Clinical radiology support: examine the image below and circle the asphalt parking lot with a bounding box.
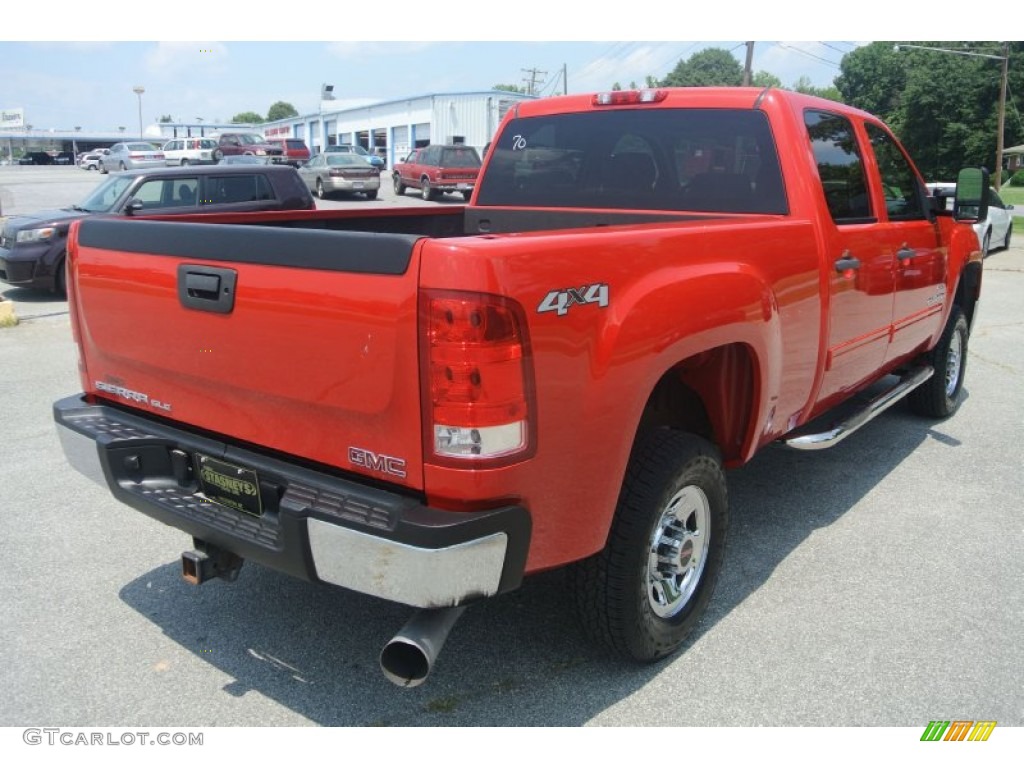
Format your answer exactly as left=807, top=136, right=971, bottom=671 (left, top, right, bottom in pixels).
left=1, top=166, right=1022, bottom=728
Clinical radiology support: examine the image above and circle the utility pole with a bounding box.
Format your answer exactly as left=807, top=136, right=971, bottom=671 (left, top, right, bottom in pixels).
left=742, top=41, right=755, bottom=87
left=521, top=67, right=547, bottom=97
left=563, top=63, right=568, bottom=96
left=996, top=42, right=1008, bottom=191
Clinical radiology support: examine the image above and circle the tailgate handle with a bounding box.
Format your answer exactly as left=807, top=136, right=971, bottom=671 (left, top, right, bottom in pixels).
left=178, top=265, right=237, bottom=314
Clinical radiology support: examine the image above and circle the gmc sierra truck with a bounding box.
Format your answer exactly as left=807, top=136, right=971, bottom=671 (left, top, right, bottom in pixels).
left=53, top=88, right=987, bottom=686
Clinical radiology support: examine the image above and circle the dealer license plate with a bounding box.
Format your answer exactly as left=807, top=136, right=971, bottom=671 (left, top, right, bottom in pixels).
left=196, top=454, right=263, bottom=517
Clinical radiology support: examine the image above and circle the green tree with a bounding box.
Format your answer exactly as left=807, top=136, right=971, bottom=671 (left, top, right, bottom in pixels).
left=158, top=114, right=173, bottom=123
left=753, top=71, right=782, bottom=88
left=662, top=48, right=744, bottom=87
left=493, top=83, right=526, bottom=94
left=231, top=111, right=264, bottom=124
left=792, top=76, right=843, bottom=102
left=266, top=101, right=299, bottom=122
left=837, top=41, right=1023, bottom=180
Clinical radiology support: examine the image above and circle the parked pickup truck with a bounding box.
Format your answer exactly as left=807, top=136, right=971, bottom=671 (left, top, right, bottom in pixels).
left=54, top=88, right=987, bottom=686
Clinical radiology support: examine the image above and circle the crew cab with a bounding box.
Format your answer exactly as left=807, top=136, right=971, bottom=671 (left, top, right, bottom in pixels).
left=1, top=165, right=314, bottom=294
left=53, top=88, right=986, bottom=686
left=392, top=144, right=481, bottom=201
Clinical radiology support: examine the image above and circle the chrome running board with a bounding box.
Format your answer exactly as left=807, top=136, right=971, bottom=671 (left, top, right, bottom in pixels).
left=783, top=366, right=934, bottom=451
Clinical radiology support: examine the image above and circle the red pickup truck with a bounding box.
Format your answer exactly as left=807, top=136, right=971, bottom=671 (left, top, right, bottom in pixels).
left=54, top=88, right=987, bottom=687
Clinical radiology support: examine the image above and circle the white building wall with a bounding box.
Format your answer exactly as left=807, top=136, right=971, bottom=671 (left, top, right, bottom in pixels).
left=260, top=91, right=532, bottom=168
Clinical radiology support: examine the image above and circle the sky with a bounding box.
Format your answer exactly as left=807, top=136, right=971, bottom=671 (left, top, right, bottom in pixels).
left=0, top=2, right=984, bottom=134
left=0, top=41, right=857, bottom=133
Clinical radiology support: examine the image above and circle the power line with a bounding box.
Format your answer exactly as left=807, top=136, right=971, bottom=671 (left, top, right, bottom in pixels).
left=777, top=43, right=841, bottom=69
left=819, top=41, right=854, bottom=55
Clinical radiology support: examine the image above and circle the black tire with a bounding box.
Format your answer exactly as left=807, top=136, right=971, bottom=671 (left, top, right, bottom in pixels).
left=908, top=307, right=968, bottom=419
left=364, top=189, right=378, bottom=200
left=393, top=174, right=405, bottom=195
left=569, top=429, right=729, bottom=661
left=212, top=149, right=223, bottom=163
left=118, top=162, right=126, bottom=172
left=54, top=254, right=67, bottom=297
left=180, top=158, right=190, bottom=167
left=99, top=162, right=107, bottom=175
left=316, top=179, right=328, bottom=200
left=1004, top=223, right=1012, bottom=250
left=980, top=229, right=991, bottom=259
left=421, top=179, right=433, bottom=201
left=462, top=190, right=472, bottom=202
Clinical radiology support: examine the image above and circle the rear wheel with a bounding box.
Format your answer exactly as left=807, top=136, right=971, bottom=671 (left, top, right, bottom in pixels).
left=462, top=191, right=472, bottom=202
left=909, top=307, right=968, bottom=419
left=99, top=162, right=107, bottom=174
left=1004, top=223, right=1013, bottom=250
left=420, top=179, right=433, bottom=201
left=180, top=158, right=190, bottom=167
left=569, top=430, right=728, bottom=661
left=393, top=174, right=406, bottom=195
left=980, top=229, right=991, bottom=258
left=212, top=149, right=223, bottom=163
left=118, top=162, right=126, bottom=171
left=364, top=189, right=378, bottom=200
left=316, top=179, right=328, bottom=199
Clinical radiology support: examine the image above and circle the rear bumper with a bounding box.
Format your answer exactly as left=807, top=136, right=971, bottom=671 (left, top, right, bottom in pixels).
left=54, top=394, right=530, bottom=608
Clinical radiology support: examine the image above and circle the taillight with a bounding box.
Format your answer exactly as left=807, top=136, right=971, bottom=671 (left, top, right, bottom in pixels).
left=421, top=290, right=535, bottom=465
left=592, top=89, right=667, bottom=106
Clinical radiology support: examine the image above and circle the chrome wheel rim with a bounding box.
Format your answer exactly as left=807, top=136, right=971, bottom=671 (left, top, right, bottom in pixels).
left=945, top=326, right=964, bottom=398
left=647, top=486, right=710, bottom=618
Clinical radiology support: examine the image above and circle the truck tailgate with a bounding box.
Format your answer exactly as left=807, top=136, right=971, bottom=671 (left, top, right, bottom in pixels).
left=71, top=218, right=425, bottom=490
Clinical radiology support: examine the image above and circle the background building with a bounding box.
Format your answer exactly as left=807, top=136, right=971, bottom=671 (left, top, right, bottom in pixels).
left=262, top=90, right=534, bottom=167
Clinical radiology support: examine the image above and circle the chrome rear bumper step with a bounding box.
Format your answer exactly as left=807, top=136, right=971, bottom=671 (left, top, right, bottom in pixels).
left=783, top=366, right=934, bottom=451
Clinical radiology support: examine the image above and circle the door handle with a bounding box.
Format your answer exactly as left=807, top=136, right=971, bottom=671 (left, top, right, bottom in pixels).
left=834, top=256, right=862, bottom=272
left=896, top=247, right=916, bottom=261
left=178, top=265, right=237, bottom=314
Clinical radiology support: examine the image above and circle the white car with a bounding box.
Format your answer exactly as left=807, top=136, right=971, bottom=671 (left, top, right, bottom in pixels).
left=928, top=182, right=1014, bottom=257
left=161, top=137, right=221, bottom=166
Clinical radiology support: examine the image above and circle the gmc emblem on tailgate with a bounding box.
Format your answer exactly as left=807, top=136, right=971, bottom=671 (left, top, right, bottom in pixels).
left=348, top=447, right=408, bottom=479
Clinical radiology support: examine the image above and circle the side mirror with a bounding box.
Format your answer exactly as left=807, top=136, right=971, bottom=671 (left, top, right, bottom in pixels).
left=124, top=198, right=144, bottom=216
left=954, top=167, right=989, bottom=223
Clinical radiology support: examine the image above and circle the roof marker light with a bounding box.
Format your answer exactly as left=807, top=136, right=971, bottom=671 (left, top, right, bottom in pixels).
left=592, top=89, right=668, bottom=107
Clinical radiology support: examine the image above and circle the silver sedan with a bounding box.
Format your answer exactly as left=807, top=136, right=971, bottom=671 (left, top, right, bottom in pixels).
left=99, top=142, right=166, bottom=174
left=298, top=153, right=380, bottom=200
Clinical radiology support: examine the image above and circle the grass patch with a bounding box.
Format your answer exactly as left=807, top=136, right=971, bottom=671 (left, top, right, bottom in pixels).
left=1000, top=185, right=1024, bottom=228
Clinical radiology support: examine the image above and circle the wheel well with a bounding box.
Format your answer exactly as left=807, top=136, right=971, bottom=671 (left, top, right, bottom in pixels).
left=638, top=343, right=757, bottom=464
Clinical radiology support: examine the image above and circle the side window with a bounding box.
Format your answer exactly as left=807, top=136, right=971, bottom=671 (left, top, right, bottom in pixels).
left=804, top=110, right=872, bottom=223
left=133, top=178, right=197, bottom=209
left=865, top=123, right=925, bottom=221
left=204, top=175, right=272, bottom=205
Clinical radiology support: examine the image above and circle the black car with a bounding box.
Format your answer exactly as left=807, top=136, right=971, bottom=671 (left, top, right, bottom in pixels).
left=0, top=165, right=315, bottom=295
left=17, top=152, right=54, bottom=166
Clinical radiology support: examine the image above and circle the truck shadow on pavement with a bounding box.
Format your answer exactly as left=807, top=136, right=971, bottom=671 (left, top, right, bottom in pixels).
left=116, top=397, right=961, bottom=726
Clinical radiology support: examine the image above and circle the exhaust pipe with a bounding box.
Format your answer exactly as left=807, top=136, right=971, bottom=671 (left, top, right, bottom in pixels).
left=380, top=606, right=467, bottom=687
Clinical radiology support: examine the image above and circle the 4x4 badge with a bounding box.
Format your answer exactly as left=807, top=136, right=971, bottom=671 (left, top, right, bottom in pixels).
left=538, top=284, right=609, bottom=316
